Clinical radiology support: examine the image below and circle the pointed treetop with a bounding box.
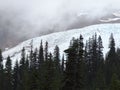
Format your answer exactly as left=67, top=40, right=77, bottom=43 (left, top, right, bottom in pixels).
left=0, top=49, right=3, bottom=62
left=80, top=34, right=83, bottom=40
left=109, top=33, right=115, bottom=49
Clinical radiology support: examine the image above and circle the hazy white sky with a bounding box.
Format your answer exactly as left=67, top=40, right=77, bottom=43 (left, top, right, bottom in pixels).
left=0, top=0, right=120, bottom=35
left=1, top=0, right=120, bottom=49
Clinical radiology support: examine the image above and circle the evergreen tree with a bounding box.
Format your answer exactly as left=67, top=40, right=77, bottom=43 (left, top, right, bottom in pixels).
left=95, top=35, right=106, bottom=90
left=19, top=47, right=26, bottom=90
left=4, top=56, right=12, bottom=90
left=116, top=48, right=120, bottom=78
left=61, top=54, right=65, bottom=73
left=1, top=33, right=120, bottom=90
left=0, top=49, right=3, bottom=63
left=76, top=35, right=85, bottom=90
left=38, top=40, right=44, bottom=68
left=19, top=48, right=30, bottom=90
left=62, top=36, right=85, bottom=90
left=54, top=45, right=60, bottom=70
left=32, top=48, right=38, bottom=69
left=13, top=60, right=20, bottom=90
left=44, top=53, right=55, bottom=90
left=110, top=74, right=120, bottom=90
left=95, top=64, right=106, bottom=90
left=85, top=38, right=93, bottom=89
left=45, top=41, right=48, bottom=61
left=0, top=49, right=4, bottom=90
left=97, top=35, right=104, bottom=68
left=91, top=34, right=98, bottom=79
left=29, top=44, right=34, bottom=69
left=37, top=41, right=46, bottom=90
left=53, top=45, right=61, bottom=90
left=85, top=35, right=98, bottom=89
left=24, top=55, right=31, bottom=90
left=20, top=47, right=25, bottom=67
left=29, top=49, right=39, bottom=90
left=105, top=33, right=119, bottom=85
left=62, top=39, right=78, bottom=90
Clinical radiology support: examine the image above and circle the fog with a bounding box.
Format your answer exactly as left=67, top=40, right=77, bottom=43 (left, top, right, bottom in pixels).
left=0, top=0, right=120, bottom=49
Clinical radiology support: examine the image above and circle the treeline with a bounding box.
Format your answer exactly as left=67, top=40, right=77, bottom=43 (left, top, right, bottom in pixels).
left=0, top=33, right=120, bottom=90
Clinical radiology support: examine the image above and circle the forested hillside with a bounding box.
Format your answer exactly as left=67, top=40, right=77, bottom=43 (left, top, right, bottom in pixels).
left=0, top=33, right=120, bottom=90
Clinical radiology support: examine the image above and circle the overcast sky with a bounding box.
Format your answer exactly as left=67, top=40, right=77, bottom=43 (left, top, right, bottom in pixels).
left=0, top=0, right=120, bottom=49
left=0, top=0, right=120, bottom=34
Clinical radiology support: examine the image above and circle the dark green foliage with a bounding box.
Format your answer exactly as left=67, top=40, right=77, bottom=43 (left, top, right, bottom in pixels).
left=38, top=40, right=44, bottom=67
left=0, top=33, right=120, bottom=90
left=19, top=47, right=27, bottom=90
left=4, top=56, right=12, bottom=90
left=95, top=36, right=106, bottom=90
left=110, top=74, right=120, bottom=90
left=62, top=38, right=79, bottom=90
left=84, top=34, right=105, bottom=89
left=53, top=46, right=61, bottom=90
left=105, top=34, right=119, bottom=86
left=61, top=54, right=65, bottom=73
left=44, top=53, right=55, bottom=90
left=13, top=60, right=20, bottom=90
left=29, top=49, right=39, bottom=90
left=95, top=64, right=106, bottom=90
left=54, top=45, right=60, bottom=71
left=45, top=41, right=48, bottom=61
left=62, top=35, right=85, bottom=90
left=0, top=49, right=4, bottom=90
left=0, top=49, right=2, bottom=62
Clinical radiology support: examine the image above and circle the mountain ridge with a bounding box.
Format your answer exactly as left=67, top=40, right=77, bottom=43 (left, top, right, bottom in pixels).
left=3, top=23, right=120, bottom=65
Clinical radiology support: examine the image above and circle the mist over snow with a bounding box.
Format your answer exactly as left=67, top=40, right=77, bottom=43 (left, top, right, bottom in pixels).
left=0, top=0, right=120, bottom=49
left=3, top=24, right=120, bottom=65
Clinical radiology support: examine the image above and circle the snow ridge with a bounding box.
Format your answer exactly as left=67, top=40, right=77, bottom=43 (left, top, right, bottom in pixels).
left=3, top=23, right=120, bottom=64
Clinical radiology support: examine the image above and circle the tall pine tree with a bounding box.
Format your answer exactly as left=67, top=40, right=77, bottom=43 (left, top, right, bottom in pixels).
left=4, top=56, right=12, bottom=90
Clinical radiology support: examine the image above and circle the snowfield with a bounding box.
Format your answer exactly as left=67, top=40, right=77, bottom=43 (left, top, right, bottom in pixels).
left=3, top=23, right=120, bottom=65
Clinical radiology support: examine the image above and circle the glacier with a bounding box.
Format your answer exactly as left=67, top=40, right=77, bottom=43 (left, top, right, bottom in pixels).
left=2, top=23, right=120, bottom=65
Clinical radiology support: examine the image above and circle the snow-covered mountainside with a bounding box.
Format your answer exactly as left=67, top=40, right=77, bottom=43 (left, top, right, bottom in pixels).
left=3, top=24, right=120, bottom=64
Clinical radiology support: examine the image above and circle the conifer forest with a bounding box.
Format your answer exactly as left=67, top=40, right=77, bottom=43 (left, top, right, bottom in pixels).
left=0, top=33, right=120, bottom=90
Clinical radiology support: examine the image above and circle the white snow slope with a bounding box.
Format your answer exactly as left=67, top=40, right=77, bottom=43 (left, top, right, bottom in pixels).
left=3, top=24, right=120, bottom=65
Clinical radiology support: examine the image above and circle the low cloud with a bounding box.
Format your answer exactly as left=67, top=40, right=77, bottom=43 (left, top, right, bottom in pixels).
left=0, top=0, right=120, bottom=49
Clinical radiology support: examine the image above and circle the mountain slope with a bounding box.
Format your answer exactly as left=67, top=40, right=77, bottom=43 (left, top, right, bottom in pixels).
left=3, top=23, right=120, bottom=64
